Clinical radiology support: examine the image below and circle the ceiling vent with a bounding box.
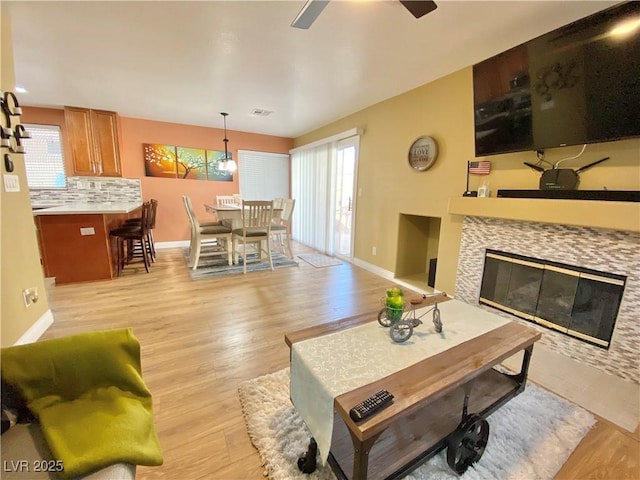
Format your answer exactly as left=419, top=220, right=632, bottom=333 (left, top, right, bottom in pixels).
left=250, top=108, right=273, bottom=117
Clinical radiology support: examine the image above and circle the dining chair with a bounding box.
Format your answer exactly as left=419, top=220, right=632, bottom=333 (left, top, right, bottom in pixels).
left=273, top=197, right=285, bottom=210
left=232, top=200, right=274, bottom=274
left=270, top=198, right=296, bottom=258
left=232, top=193, right=242, bottom=206
left=216, top=195, right=236, bottom=206
left=182, top=195, right=232, bottom=269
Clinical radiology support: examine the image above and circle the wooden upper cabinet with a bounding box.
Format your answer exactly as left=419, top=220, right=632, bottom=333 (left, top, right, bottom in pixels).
left=64, top=107, right=122, bottom=177
left=91, top=110, right=122, bottom=176
left=65, top=107, right=95, bottom=175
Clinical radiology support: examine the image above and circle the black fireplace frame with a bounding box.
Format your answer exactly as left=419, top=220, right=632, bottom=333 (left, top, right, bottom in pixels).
left=479, top=249, right=626, bottom=349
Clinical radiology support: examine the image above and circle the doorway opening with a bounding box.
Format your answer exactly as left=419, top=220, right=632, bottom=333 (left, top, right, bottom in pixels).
left=395, top=214, right=441, bottom=292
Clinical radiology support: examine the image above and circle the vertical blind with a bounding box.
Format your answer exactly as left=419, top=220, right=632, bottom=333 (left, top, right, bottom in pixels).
left=22, top=124, right=67, bottom=189
left=291, top=144, right=332, bottom=254
left=237, top=150, right=289, bottom=201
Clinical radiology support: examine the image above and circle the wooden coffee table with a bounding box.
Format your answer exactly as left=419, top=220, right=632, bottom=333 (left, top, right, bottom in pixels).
left=285, top=295, right=541, bottom=480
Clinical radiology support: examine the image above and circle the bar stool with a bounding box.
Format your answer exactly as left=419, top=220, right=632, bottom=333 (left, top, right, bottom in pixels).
left=110, top=202, right=152, bottom=275
left=123, top=199, right=158, bottom=262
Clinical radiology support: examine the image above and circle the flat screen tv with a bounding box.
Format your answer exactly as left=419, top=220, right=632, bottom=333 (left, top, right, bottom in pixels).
left=473, top=2, right=640, bottom=157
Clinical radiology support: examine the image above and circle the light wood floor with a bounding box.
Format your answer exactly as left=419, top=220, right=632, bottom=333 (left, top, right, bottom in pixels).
left=41, top=244, right=639, bottom=480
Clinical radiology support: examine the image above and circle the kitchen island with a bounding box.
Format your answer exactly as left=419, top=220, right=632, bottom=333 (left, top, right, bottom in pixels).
left=34, top=203, right=142, bottom=284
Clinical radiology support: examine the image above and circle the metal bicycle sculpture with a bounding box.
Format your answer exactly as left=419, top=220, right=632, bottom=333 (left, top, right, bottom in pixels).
left=378, top=292, right=444, bottom=343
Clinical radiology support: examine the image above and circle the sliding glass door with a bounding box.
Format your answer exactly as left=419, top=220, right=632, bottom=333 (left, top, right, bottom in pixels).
left=291, top=133, right=359, bottom=257
left=333, top=137, right=358, bottom=258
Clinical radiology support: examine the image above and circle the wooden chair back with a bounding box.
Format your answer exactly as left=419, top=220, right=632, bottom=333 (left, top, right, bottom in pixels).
left=182, top=195, right=199, bottom=231
left=240, top=200, right=274, bottom=234
left=147, top=199, right=158, bottom=230
left=281, top=198, right=296, bottom=224
left=217, top=195, right=236, bottom=206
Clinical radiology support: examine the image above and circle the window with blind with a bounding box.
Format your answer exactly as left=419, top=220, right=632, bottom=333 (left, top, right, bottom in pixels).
left=22, top=124, right=67, bottom=189
left=237, top=150, right=289, bottom=201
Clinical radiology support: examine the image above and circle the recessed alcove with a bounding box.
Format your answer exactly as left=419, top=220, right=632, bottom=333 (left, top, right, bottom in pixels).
left=395, top=214, right=441, bottom=291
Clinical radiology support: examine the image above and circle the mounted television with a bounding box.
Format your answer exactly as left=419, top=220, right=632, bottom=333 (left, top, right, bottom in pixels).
left=473, top=2, right=640, bottom=157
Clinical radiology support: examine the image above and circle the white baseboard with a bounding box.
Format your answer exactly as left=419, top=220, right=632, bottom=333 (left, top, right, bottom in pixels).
left=14, top=309, right=54, bottom=345
left=155, top=240, right=189, bottom=249
left=351, top=257, right=394, bottom=280
left=351, top=257, right=443, bottom=296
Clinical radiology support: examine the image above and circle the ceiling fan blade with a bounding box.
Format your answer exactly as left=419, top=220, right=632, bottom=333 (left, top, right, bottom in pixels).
left=291, top=0, right=330, bottom=29
left=399, top=0, right=437, bottom=19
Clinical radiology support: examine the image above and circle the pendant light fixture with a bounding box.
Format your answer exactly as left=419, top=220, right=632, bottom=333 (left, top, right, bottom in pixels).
left=218, top=112, right=237, bottom=172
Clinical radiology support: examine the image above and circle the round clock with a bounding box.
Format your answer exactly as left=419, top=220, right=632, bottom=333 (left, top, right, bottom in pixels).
left=408, top=136, right=438, bottom=171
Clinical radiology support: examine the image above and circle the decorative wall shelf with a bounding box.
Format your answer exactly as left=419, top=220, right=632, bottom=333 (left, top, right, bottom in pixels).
left=447, top=197, right=640, bottom=233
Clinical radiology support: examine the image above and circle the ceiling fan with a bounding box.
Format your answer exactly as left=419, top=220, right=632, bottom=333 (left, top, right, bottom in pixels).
left=291, top=0, right=438, bottom=29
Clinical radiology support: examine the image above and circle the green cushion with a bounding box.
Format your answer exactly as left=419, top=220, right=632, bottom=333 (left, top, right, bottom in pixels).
left=1, top=328, right=163, bottom=478
left=232, top=229, right=268, bottom=237
left=199, top=224, right=231, bottom=234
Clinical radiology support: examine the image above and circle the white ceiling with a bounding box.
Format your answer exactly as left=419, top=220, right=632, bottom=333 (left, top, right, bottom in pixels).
left=5, top=1, right=618, bottom=138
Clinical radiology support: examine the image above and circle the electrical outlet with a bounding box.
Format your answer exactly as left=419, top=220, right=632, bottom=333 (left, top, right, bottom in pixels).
left=372, top=246, right=377, bottom=256
left=3, top=174, right=20, bottom=192
left=22, top=287, right=39, bottom=308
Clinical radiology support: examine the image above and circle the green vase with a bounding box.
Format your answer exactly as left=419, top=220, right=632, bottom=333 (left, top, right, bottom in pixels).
left=385, top=287, right=404, bottom=321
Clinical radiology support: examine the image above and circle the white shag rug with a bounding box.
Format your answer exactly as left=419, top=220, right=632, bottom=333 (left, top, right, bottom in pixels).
left=238, top=368, right=595, bottom=480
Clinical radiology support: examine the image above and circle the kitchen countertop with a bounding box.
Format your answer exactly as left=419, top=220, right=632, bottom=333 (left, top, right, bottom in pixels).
left=32, top=202, right=142, bottom=216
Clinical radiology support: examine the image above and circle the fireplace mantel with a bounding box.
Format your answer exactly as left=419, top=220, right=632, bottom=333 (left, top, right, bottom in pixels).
left=448, top=197, right=640, bottom=233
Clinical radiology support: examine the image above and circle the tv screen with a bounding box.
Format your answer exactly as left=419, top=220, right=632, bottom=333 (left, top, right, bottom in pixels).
left=473, top=2, right=640, bottom=157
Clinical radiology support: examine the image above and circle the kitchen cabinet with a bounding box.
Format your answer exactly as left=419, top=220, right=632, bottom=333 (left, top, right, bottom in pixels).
left=64, top=106, right=122, bottom=177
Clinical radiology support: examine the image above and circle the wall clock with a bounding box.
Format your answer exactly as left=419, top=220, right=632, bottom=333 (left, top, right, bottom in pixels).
left=408, top=136, right=438, bottom=171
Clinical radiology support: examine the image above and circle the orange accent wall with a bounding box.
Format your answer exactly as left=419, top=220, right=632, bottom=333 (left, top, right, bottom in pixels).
left=22, top=106, right=294, bottom=243
left=119, top=117, right=293, bottom=243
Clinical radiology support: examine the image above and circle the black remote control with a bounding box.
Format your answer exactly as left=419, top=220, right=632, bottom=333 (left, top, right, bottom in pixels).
left=349, top=390, right=394, bottom=422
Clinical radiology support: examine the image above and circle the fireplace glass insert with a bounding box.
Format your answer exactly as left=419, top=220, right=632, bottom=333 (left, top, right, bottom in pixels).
left=479, top=249, right=626, bottom=349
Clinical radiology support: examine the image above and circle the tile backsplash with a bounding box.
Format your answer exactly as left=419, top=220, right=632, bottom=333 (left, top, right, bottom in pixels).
left=30, top=176, right=142, bottom=207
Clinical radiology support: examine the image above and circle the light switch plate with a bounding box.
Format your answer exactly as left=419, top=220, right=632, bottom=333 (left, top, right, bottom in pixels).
left=3, top=174, right=20, bottom=192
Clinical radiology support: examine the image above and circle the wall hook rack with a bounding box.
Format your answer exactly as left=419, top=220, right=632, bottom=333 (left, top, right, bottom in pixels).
left=4, top=153, right=14, bottom=172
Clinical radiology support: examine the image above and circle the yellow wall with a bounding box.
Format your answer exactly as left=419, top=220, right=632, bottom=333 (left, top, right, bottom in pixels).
left=294, top=68, right=640, bottom=294
left=1, top=8, right=50, bottom=346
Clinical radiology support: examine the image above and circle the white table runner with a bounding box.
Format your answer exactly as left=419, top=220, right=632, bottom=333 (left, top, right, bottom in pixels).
left=290, top=299, right=510, bottom=463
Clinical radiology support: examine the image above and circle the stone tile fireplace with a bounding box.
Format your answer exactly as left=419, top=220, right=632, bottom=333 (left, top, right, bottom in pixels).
left=454, top=216, right=639, bottom=384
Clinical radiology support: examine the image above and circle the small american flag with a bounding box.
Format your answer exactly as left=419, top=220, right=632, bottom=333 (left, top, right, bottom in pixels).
left=468, top=160, right=491, bottom=175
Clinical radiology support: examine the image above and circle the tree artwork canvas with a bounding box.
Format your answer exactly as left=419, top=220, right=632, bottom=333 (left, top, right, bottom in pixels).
left=177, top=147, right=207, bottom=180
left=143, top=144, right=233, bottom=182
left=206, top=150, right=233, bottom=182
left=144, top=144, right=177, bottom=178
